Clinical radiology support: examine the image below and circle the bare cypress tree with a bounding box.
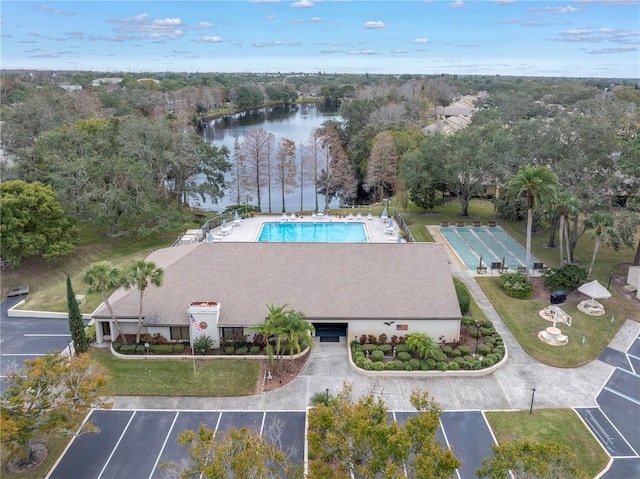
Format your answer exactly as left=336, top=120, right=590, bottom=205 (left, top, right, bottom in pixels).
left=274, top=138, right=298, bottom=213
left=66, top=274, right=88, bottom=354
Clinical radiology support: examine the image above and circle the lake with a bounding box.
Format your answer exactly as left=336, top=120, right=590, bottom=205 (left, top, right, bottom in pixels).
left=196, top=103, right=341, bottom=212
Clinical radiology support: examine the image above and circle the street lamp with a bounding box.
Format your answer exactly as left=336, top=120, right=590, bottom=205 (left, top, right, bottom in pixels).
left=529, top=388, right=536, bottom=415
left=325, top=388, right=329, bottom=403
left=474, top=321, right=481, bottom=356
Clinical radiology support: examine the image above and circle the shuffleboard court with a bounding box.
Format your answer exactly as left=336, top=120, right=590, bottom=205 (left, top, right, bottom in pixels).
left=438, top=226, right=539, bottom=271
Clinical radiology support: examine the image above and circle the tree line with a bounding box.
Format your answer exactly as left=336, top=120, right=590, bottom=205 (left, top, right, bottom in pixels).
left=1, top=73, right=639, bottom=266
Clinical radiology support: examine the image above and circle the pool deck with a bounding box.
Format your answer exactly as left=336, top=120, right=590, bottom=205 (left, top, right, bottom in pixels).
left=211, top=213, right=404, bottom=243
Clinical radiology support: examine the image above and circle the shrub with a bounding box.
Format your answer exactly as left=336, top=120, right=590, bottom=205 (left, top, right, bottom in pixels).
left=378, top=344, right=392, bottom=354
left=451, top=349, right=462, bottom=358
left=480, top=327, right=496, bottom=336
left=355, top=357, right=366, bottom=368
left=397, top=351, right=412, bottom=362
left=150, top=344, right=174, bottom=354
left=371, top=350, right=384, bottom=362
left=544, top=264, right=588, bottom=292
left=463, top=355, right=474, bottom=362
left=225, top=346, right=235, bottom=355
left=250, top=345, right=261, bottom=354
left=426, top=358, right=437, bottom=369
left=85, top=324, right=97, bottom=343
left=441, top=345, right=453, bottom=356
left=481, top=357, right=495, bottom=368
left=480, top=319, right=494, bottom=328
left=420, top=361, right=430, bottom=371
left=354, top=351, right=365, bottom=361
left=458, top=345, right=470, bottom=356
left=432, top=350, right=448, bottom=362
left=112, top=341, right=121, bottom=351
left=373, top=361, right=385, bottom=371
left=448, top=361, right=460, bottom=371
left=359, top=334, right=368, bottom=345
left=498, top=272, right=533, bottom=299
left=454, top=357, right=466, bottom=365
left=393, top=360, right=405, bottom=369
left=142, top=333, right=168, bottom=345
left=364, top=360, right=374, bottom=371
left=385, top=361, right=396, bottom=370
left=405, top=363, right=413, bottom=371
left=454, top=279, right=471, bottom=314
left=236, top=346, right=249, bottom=355
left=361, top=344, right=377, bottom=353
left=378, top=333, right=388, bottom=345
left=436, top=361, right=448, bottom=371
left=193, top=334, right=216, bottom=355
left=477, top=344, right=492, bottom=356
left=409, top=358, right=421, bottom=370
left=395, top=344, right=410, bottom=353
left=173, top=343, right=185, bottom=353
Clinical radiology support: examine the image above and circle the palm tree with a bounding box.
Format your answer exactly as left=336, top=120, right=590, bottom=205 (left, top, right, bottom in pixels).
left=555, top=192, right=580, bottom=266
left=279, top=309, right=315, bottom=360
left=122, top=260, right=164, bottom=344
left=405, top=332, right=440, bottom=359
left=506, top=165, right=560, bottom=281
left=584, top=212, right=616, bottom=278
left=82, top=261, right=127, bottom=344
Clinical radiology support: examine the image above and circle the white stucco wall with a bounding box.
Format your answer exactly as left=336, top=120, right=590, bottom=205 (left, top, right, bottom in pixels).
left=346, top=318, right=460, bottom=344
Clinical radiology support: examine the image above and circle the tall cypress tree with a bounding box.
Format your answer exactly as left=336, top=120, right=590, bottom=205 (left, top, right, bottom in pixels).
left=67, top=274, right=88, bottom=354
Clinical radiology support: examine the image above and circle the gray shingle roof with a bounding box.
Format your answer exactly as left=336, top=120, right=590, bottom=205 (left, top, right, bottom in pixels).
left=94, top=242, right=461, bottom=326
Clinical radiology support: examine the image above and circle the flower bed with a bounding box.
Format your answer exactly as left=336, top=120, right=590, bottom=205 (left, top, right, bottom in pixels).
left=351, top=321, right=505, bottom=373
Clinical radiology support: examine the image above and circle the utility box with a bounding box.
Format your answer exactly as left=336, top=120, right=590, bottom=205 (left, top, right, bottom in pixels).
left=550, top=290, right=566, bottom=304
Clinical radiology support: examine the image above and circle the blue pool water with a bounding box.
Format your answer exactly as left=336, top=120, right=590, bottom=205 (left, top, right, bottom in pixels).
left=257, top=222, right=368, bottom=243
left=438, top=226, right=539, bottom=270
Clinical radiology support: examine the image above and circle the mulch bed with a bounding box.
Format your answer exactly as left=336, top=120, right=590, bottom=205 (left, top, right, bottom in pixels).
left=6, top=441, right=48, bottom=473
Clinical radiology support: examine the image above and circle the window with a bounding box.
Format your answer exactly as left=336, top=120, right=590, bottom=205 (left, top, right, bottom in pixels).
left=170, top=326, right=190, bottom=341
left=221, top=327, right=244, bottom=339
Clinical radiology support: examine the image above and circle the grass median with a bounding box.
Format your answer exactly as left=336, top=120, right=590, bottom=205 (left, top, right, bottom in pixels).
left=90, top=348, right=261, bottom=397
left=484, top=409, right=609, bottom=479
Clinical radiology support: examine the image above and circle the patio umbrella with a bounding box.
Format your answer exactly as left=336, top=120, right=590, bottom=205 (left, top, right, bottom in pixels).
left=478, top=254, right=483, bottom=269
left=207, top=231, right=214, bottom=242
left=234, top=210, right=240, bottom=221
left=387, top=217, right=394, bottom=229
left=381, top=206, right=388, bottom=218
left=396, top=234, right=402, bottom=243
left=578, top=280, right=611, bottom=305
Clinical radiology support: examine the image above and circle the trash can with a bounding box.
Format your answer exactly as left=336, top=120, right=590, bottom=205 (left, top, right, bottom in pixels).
left=550, top=290, right=566, bottom=304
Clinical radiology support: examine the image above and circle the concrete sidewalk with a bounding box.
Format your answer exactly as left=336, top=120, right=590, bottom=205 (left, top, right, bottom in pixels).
left=109, top=312, right=639, bottom=413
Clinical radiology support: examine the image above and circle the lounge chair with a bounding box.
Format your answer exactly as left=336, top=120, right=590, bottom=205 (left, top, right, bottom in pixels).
left=290, top=212, right=296, bottom=221
left=281, top=212, right=288, bottom=222
left=356, top=212, right=362, bottom=220
left=348, top=213, right=354, bottom=220
left=367, top=212, right=373, bottom=220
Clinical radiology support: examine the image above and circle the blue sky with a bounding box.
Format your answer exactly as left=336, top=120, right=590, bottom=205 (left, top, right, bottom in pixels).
left=1, top=1, right=638, bottom=78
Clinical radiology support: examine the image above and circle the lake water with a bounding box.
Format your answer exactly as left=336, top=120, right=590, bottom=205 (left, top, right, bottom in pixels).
left=196, top=104, right=341, bottom=212
left=257, top=221, right=368, bottom=243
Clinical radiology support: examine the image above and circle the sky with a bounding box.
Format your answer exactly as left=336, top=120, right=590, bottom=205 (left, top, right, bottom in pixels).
left=1, top=1, right=638, bottom=78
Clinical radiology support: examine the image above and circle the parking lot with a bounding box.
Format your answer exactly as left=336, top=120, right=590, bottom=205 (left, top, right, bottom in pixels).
left=47, top=409, right=495, bottom=479
left=575, top=331, right=640, bottom=478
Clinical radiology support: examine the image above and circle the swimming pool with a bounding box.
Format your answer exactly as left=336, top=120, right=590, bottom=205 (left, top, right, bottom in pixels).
left=257, top=222, right=368, bottom=243
left=438, top=226, right=539, bottom=271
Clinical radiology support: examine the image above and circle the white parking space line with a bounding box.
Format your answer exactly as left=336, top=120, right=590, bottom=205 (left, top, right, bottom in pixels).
left=148, top=412, right=180, bottom=479
left=259, top=411, right=267, bottom=437
left=23, top=334, right=70, bottom=337
left=97, top=411, right=136, bottom=479
left=438, top=419, right=462, bottom=479
left=2, top=353, right=47, bottom=356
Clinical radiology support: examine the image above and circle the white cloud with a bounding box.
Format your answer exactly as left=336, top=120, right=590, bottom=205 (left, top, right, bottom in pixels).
left=491, top=0, right=515, bottom=4
left=291, top=0, right=314, bottom=8
left=544, top=5, right=582, bottom=14
left=310, top=17, right=322, bottom=23
left=363, top=20, right=387, bottom=30
left=588, top=46, right=638, bottom=54
left=201, top=35, right=222, bottom=43
left=251, top=41, right=285, bottom=47
left=348, top=49, right=378, bottom=55
left=449, top=1, right=466, bottom=8
left=266, top=14, right=276, bottom=21
left=391, top=50, right=408, bottom=54
left=412, top=38, right=430, bottom=44
left=34, top=5, right=75, bottom=15
left=196, top=22, right=215, bottom=29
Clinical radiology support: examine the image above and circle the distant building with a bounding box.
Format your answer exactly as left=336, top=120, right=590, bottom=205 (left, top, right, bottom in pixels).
left=91, top=77, right=123, bottom=87
left=60, top=85, right=82, bottom=92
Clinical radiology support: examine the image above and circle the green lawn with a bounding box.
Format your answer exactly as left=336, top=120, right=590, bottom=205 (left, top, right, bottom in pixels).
left=484, top=409, right=610, bottom=479
left=90, top=348, right=261, bottom=396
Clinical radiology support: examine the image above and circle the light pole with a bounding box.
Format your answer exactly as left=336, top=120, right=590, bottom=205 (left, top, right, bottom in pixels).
left=529, top=388, right=536, bottom=415
left=475, top=321, right=480, bottom=356
left=325, top=388, right=329, bottom=403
